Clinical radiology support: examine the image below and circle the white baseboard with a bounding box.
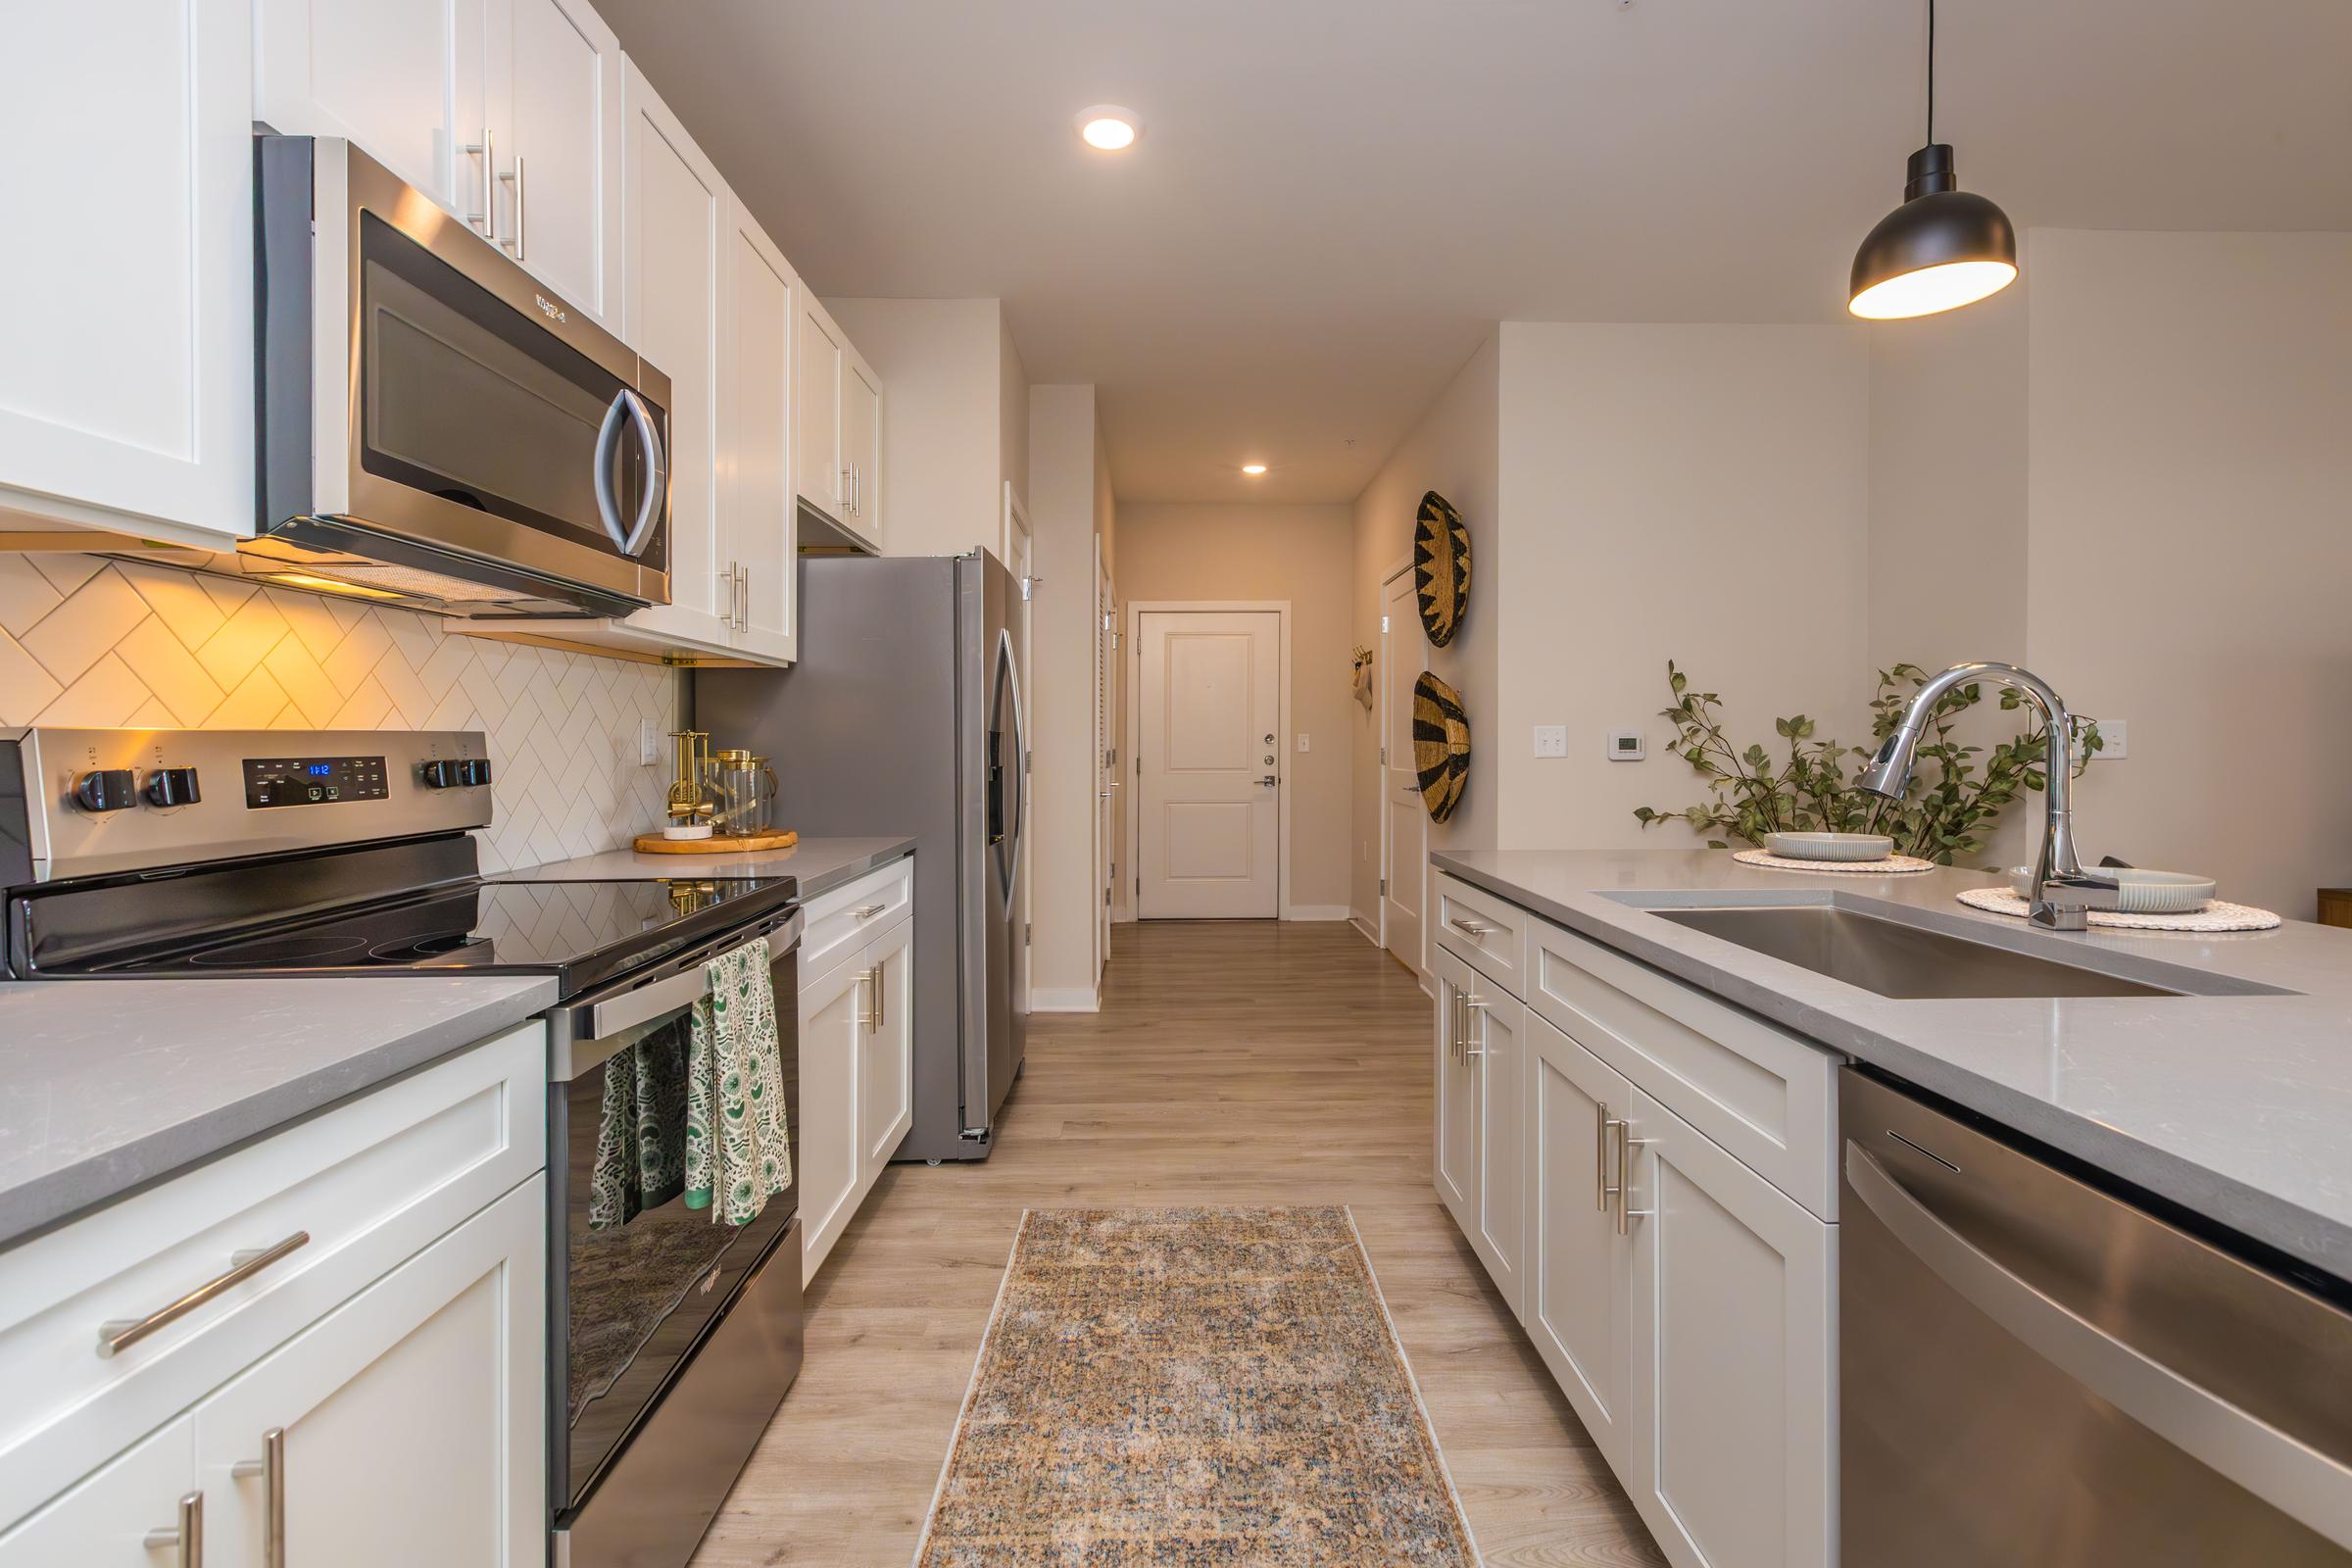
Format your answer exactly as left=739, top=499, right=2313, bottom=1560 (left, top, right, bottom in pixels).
left=1282, top=904, right=1352, bottom=922
left=1029, top=987, right=1101, bottom=1013
left=1348, top=914, right=1379, bottom=946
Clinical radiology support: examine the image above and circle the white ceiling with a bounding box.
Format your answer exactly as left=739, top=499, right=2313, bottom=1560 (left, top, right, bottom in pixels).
left=599, top=0, right=2352, bottom=504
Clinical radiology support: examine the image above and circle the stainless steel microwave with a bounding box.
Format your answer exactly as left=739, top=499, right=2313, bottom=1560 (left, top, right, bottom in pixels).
left=245, top=135, right=670, bottom=617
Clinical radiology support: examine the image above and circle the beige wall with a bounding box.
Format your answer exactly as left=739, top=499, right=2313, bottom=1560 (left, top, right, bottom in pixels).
left=1026, top=384, right=1112, bottom=1005
left=1494, top=322, right=1873, bottom=853
left=1349, top=336, right=1501, bottom=931
left=827, top=298, right=1026, bottom=560
left=1121, top=502, right=1357, bottom=917
left=2024, top=229, right=2352, bottom=918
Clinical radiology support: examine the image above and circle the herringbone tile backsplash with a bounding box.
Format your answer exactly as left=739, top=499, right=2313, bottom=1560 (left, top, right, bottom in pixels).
left=0, top=554, right=675, bottom=873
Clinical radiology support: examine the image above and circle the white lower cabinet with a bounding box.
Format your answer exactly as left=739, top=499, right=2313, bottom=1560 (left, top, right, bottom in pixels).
left=193, top=1177, right=547, bottom=1568
left=1432, top=942, right=1526, bottom=1314
left=0, top=1416, right=193, bottom=1568
left=0, top=1026, right=548, bottom=1563
left=1525, top=1012, right=1637, bottom=1471
left=798, top=861, right=916, bottom=1285
left=1440, top=903, right=1839, bottom=1567
left=1625, top=1087, right=1836, bottom=1568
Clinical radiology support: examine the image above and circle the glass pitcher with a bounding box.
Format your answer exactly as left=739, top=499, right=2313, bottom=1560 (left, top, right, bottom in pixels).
left=706, top=749, right=779, bottom=836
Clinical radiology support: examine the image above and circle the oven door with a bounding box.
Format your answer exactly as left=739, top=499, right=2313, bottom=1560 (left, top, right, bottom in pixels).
left=256, top=135, right=671, bottom=616
left=549, top=910, right=801, bottom=1514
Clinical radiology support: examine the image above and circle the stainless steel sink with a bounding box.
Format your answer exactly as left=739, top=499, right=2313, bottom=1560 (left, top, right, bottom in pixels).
left=1651, top=905, right=2182, bottom=1000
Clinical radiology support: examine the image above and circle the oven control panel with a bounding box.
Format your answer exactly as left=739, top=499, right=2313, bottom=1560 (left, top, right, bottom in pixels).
left=242, top=755, right=390, bottom=808
left=3, top=727, right=492, bottom=885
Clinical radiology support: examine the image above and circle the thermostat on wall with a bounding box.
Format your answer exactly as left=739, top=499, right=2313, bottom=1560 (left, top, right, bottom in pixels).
left=1605, top=730, right=1646, bottom=760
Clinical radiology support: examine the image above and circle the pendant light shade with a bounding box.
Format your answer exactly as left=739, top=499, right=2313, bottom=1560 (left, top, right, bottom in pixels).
left=1848, top=144, right=2018, bottom=318
left=1848, top=0, right=2018, bottom=319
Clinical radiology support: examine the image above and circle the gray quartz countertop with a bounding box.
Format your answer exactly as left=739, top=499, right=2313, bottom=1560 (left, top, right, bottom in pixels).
left=506, top=835, right=914, bottom=900
left=0, top=974, right=555, bottom=1250
left=1433, top=848, right=2352, bottom=1280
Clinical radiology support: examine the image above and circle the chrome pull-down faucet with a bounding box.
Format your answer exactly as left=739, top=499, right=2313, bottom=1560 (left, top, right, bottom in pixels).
left=1854, top=662, right=2117, bottom=931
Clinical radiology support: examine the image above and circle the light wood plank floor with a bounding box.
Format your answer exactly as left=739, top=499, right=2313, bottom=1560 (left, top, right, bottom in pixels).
left=692, top=919, right=1667, bottom=1567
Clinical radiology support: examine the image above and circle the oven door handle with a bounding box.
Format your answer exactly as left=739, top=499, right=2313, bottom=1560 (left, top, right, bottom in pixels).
left=592, top=388, right=667, bottom=560
left=575, top=962, right=709, bottom=1043
left=554, top=908, right=802, bottom=1079
left=1845, top=1141, right=2352, bottom=1548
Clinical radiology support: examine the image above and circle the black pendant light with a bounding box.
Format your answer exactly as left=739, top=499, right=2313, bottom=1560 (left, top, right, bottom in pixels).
left=1849, top=0, right=2018, bottom=319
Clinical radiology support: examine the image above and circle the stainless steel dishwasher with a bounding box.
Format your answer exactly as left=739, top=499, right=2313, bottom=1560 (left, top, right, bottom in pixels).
left=1839, top=1068, right=2352, bottom=1565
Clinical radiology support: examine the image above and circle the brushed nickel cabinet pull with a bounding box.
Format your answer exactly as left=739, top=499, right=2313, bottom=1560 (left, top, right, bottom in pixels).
left=1594, top=1101, right=1613, bottom=1211
left=871, top=960, right=886, bottom=1030
left=1448, top=914, right=1497, bottom=938
left=144, top=1492, right=203, bottom=1566
left=230, top=1428, right=286, bottom=1568
left=1617, top=1130, right=1655, bottom=1236
left=99, top=1232, right=310, bottom=1358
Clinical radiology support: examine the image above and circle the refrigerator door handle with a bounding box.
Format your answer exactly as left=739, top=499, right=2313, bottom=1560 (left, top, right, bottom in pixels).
left=1002, top=628, right=1028, bottom=906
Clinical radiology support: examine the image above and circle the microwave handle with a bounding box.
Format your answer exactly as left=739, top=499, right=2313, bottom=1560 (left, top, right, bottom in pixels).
left=593, top=388, right=668, bottom=559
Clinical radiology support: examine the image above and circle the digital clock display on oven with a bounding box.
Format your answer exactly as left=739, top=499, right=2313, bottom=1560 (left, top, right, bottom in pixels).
left=242, top=756, right=389, bottom=808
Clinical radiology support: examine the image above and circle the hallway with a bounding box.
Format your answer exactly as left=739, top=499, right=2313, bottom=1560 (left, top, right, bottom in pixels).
left=693, top=920, right=1665, bottom=1566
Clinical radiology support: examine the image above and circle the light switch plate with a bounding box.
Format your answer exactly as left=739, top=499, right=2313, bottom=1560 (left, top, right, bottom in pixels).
left=1605, top=729, right=1646, bottom=760
left=1297, top=734, right=1310, bottom=753
left=638, top=718, right=661, bottom=766
left=2095, top=718, right=2127, bottom=760
left=1532, top=724, right=1568, bottom=758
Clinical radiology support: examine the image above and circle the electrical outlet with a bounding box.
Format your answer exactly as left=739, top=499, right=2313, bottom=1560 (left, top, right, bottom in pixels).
left=1532, top=724, right=1568, bottom=759
left=2094, top=718, right=2127, bottom=760
left=1297, top=733, right=1310, bottom=753
left=638, top=718, right=662, bottom=766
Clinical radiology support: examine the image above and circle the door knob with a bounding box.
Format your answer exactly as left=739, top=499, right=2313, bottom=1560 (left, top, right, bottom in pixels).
left=1258, top=775, right=1278, bottom=787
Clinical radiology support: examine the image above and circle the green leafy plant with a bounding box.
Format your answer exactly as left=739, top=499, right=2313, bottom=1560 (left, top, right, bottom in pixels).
left=1633, top=662, right=2100, bottom=863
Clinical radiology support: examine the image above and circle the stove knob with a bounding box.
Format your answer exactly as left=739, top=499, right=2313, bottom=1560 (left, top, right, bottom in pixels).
left=74, top=769, right=139, bottom=812
left=144, top=766, right=201, bottom=808
left=419, top=760, right=462, bottom=789
left=458, top=758, right=492, bottom=787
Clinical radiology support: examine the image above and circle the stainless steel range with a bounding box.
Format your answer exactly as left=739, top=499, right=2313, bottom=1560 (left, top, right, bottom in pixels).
left=1, top=726, right=805, bottom=1568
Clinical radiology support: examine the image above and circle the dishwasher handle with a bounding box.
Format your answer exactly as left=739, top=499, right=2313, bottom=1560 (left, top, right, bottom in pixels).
left=1845, top=1141, right=2352, bottom=1549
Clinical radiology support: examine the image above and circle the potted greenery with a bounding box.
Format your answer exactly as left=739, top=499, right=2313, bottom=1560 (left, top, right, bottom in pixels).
left=1633, top=662, right=2100, bottom=864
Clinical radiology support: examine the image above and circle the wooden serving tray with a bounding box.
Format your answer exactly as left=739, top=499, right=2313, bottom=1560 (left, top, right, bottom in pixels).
left=631, top=829, right=799, bottom=856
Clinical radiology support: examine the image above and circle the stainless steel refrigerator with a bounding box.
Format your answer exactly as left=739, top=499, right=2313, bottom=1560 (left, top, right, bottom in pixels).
left=696, top=551, right=1026, bottom=1162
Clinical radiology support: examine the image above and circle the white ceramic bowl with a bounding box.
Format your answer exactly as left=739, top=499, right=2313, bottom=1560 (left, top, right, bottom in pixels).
left=1764, top=831, right=1894, bottom=862
left=2004, top=865, right=2217, bottom=914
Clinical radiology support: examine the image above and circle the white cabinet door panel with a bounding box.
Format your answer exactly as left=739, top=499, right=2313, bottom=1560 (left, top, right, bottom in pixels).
left=498, top=0, right=621, bottom=326
left=842, top=352, right=882, bottom=545
left=1467, top=980, right=1527, bottom=1313
left=798, top=951, right=864, bottom=1283
left=1526, top=1012, right=1637, bottom=1470
left=723, top=209, right=798, bottom=662
left=1628, top=1088, right=1836, bottom=1568
left=0, top=1416, right=190, bottom=1565
left=795, top=300, right=845, bottom=522
left=858, top=925, right=914, bottom=1180
left=193, top=1177, right=546, bottom=1568
left=619, top=62, right=725, bottom=636
left=0, top=0, right=254, bottom=540
left=1431, top=944, right=1480, bottom=1233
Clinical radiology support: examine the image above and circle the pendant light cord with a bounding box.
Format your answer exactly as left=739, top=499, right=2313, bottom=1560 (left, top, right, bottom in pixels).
left=1927, top=0, right=1936, bottom=144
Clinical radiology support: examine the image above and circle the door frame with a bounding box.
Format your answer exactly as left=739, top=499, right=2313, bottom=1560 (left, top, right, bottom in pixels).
left=1003, top=482, right=1034, bottom=1010
left=1125, top=601, right=1294, bottom=921
left=1377, top=555, right=1428, bottom=982
left=1093, top=534, right=1115, bottom=979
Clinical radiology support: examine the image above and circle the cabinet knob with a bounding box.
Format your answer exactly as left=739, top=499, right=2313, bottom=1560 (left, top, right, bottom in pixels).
left=73, top=768, right=138, bottom=812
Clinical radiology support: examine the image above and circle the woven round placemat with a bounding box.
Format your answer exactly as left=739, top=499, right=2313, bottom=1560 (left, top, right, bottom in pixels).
left=1955, top=886, right=2281, bottom=932
left=1733, top=848, right=1936, bottom=875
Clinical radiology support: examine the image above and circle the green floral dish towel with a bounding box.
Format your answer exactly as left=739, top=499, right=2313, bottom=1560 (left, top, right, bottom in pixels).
left=684, top=934, right=793, bottom=1225
left=586, top=1017, right=689, bottom=1230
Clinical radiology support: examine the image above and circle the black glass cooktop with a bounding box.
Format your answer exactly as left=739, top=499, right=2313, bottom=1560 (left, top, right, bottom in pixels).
left=76, top=875, right=797, bottom=998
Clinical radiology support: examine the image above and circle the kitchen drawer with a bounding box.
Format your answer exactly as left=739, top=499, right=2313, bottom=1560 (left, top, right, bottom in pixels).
left=0, top=1022, right=545, bottom=1531
left=1432, top=872, right=1530, bottom=1000
left=1527, top=917, right=1838, bottom=1220
left=801, top=857, right=912, bottom=983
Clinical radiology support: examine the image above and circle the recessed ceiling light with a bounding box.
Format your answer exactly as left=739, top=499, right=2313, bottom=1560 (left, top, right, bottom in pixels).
left=1075, top=105, right=1142, bottom=152
left=1241, top=463, right=1268, bottom=476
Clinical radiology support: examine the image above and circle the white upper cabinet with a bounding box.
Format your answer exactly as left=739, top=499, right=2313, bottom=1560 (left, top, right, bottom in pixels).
left=617, top=58, right=726, bottom=646
left=843, top=351, right=883, bottom=547
left=256, top=0, right=491, bottom=226
left=796, top=299, right=847, bottom=522
left=722, top=210, right=800, bottom=663
left=0, top=0, right=254, bottom=543
left=491, top=0, right=624, bottom=327
left=256, top=0, right=622, bottom=328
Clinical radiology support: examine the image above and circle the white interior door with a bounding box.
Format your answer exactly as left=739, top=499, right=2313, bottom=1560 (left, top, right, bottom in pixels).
left=1137, top=611, right=1281, bottom=919
left=1094, top=544, right=1116, bottom=977
left=1382, top=569, right=1428, bottom=973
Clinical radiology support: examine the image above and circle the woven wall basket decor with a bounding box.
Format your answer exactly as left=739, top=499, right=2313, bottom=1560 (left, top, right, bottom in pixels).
left=1413, top=491, right=1470, bottom=647
left=1412, top=671, right=1471, bottom=824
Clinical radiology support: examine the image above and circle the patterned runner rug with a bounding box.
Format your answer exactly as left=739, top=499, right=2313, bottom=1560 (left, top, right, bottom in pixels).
left=913, top=1206, right=1480, bottom=1566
